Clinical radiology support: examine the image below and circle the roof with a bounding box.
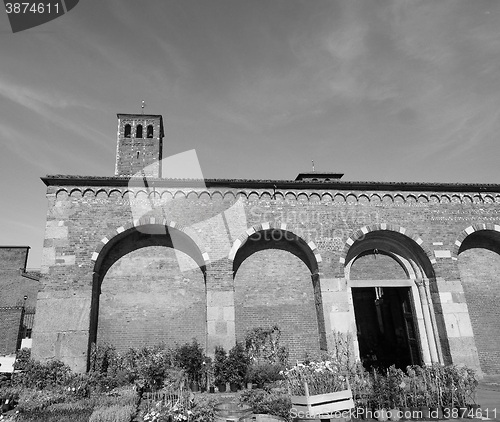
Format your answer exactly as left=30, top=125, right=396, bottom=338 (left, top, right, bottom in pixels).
left=41, top=174, right=500, bottom=193
left=295, top=172, right=344, bottom=181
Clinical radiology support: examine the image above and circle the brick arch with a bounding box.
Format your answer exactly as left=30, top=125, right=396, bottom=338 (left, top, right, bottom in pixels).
left=229, top=221, right=327, bottom=354
left=55, top=188, right=68, bottom=197
left=452, top=223, right=500, bottom=258
left=88, top=220, right=210, bottom=365
left=90, top=219, right=210, bottom=267
left=227, top=221, right=322, bottom=270
left=339, top=224, right=435, bottom=267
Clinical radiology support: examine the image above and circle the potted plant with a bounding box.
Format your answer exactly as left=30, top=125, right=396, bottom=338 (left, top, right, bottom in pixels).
left=227, top=342, right=250, bottom=392
left=283, top=359, right=354, bottom=418
left=174, top=339, right=204, bottom=392
left=386, top=366, right=404, bottom=421
left=372, top=370, right=390, bottom=421
left=214, top=345, right=228, bottom=392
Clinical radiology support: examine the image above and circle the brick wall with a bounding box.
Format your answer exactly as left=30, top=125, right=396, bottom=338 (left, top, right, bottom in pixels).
left=0, top=307, right=22, bottom=355
left=458, top=248, right=500, bottom=374
left=350, top=253, right=408, bottom=280
left=33, top=183, right=500, bottom=373
left=98, top=246, right=206, bottom=353
left=234, top=249, right=320, bottom=361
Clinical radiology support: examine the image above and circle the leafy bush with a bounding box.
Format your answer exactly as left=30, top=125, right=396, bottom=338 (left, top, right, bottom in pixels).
left=14, top=348, right=31, bottom=371
left=245, top=326, right=288, bottom=365
left=226, top=342, right=250, bottom=385
left=13, top=359, right=72, bottom=390
left=89, top=404, right=136, bottom=422
left=174, top=339, right=204, bottom=384
left=213, top=346, right=228, bottom=385
left=239, top=389, right=292, bottom=421
left=247, top=362, right=284, bottom=385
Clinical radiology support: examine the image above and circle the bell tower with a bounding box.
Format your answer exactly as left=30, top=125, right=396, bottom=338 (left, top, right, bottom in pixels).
left=115, top=113, right=164, bottom=177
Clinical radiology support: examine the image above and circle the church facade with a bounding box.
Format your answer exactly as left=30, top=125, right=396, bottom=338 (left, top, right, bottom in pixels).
left=32, top=113, right=500, bottom=375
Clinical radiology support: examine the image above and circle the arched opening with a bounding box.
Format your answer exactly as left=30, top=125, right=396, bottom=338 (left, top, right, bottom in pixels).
left=345, top=230, right=438, bottom=371
left=90, top=225, right=207, bottom=362
left=232, top=229, right=324, bottom=361
left=147, top=125, right=153, bottom=138
left=124, top=124, right=131, bottom=138
left=136, top=124, right=143, bottom=138
left=458, top=230, right=500, bottom=375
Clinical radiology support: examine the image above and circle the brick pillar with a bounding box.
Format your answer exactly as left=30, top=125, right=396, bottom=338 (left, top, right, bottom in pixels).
left=205, top=260, right=236, bottom=354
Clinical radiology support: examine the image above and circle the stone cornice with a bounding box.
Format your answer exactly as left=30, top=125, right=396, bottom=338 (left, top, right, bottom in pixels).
left=41, top=174, right=500, bottom=193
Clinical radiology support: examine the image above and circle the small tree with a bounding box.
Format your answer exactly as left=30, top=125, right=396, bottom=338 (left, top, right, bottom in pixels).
left=213, top=346, right=228, bottom=386
left=175, top=339, right=204, bottom=384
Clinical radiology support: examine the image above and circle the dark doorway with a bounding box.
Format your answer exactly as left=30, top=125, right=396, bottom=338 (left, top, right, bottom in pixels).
left=352, top=286, right=421, bottom=371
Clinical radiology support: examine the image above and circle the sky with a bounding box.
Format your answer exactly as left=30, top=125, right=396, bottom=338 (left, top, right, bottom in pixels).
left=1, top=0, right=500, bottom=268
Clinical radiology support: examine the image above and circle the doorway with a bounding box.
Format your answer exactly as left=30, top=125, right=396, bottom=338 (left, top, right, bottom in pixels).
left=352, top=286, right=421, bottom=371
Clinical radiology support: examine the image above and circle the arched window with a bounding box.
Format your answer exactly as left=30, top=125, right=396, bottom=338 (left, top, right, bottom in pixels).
left=147, top=125, right=153, bottom=138
left=124, top=124, right=131, bottom=138
left=136, top=124, right=143, bottom=138
left=137, top=151, right=140, bottom=159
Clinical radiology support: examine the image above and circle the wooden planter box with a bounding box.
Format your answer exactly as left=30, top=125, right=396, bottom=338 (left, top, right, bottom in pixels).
left=290, top=382, right=355, bottom=417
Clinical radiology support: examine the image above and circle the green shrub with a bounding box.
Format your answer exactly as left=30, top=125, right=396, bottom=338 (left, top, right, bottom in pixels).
left=14, top=348, right=31, bottom=371
left=89, top=404, right=137, bottom=422
left=213, top=346, right=228, bottom=385
left=174, top=339, right=204, bottom=384
left=247, top=362, right=284, bottom=385
left=13, top=359, right=72, bottom=390
left=227, top=342, right=250, bottom=385
left=239, top=389, right=292, bottom=421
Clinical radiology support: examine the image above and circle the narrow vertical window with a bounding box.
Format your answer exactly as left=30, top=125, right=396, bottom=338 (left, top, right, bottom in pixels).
left=124, top=124, right=131, bottom=138
left=147, top=125, right=153, bottom=138
left=137, top=151, right=140, bottom=159
left=136, top=124, right=143, bottom=138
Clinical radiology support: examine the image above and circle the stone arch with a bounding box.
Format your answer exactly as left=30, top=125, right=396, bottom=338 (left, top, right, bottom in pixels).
left=223, top=191, right=236, bottom=201
left=454, top=225, right=500, bottom=374
left=452, top=224, right=500, bottom=258
left=211, top=191, right=224, bottom=200
left=297, top=192, right=309, bottom=202
left=340, top=224, right=435, bottom=267
left=108, top=189, right=122, bottom=198
left=56, top=188, right=68, bottom=198
left=228, top=222, right=322, bottom=267
left=333, top=193, right=345, bottom=203
left=310, top=193, right=321, bottom=202
left=228, top=222, right=326, bottom=357
left=322, top=192, right=333, bottom=202
left=89, top=221, right=210, bottom=366
left=418, top=194, right=428, bottom=203
left=69, top=188, right=82, bottom=197
left=341, top=224, right=440, bottom=369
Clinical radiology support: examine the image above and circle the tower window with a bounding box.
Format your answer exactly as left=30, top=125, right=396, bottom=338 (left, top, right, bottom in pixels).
left=124, top=124, right=131, bottom=138
left=147, top=125, right=153, bottom=138
left=136, top=124, right=143, bottom=138
left=137, top=151, right=140, bottom=159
